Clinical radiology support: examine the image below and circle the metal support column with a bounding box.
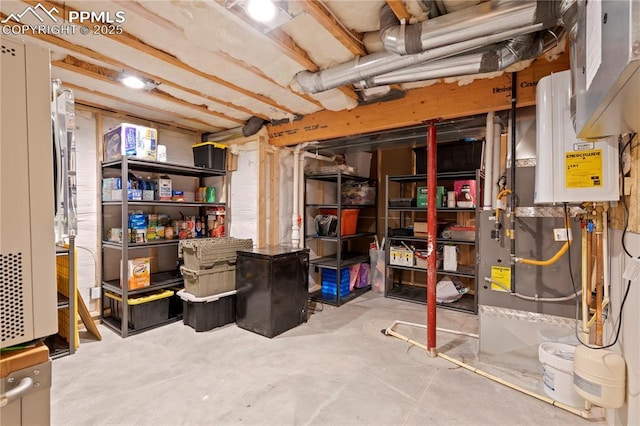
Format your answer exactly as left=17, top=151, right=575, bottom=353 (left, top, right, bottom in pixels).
left=426, top=121, right=438, bottom=355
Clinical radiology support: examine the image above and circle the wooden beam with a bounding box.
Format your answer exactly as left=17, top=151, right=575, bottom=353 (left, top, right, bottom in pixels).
left=268, top=51, right=571, bottom=146
left=53, top=58, right=240, bottom=126
left=65, top=83, right=221, bottom=132
left=386, top=0, right=412, bottom=22
left=29, top=0, right=295, bottom=116
left=298, top=1, right=366, bottom=56
left=12, top=28, right=264, bottom=120
left=214, top=0, right=359, bottom=101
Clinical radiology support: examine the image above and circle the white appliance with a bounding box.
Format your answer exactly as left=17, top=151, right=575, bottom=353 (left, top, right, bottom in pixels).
left=534, top=70, right=619, bottom=204
left=572, top=0, right=639, bottom=138
left=1, top=37, right=57, bottom=348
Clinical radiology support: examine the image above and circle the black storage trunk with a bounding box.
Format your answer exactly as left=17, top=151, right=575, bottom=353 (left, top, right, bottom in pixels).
left=182, top=293, right=236, bottom=332
left=414, top=139, right=484, bottom=174
left=236, top=246, right=309, bottom=338
left=192, top=142, right=227, bottom=171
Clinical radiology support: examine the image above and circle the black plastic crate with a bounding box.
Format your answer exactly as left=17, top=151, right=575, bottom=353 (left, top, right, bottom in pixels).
left=192, top=142, right=227, bottom=171
left=168, top=287, right=184, bottom=318
left=178, top=290, right=236, bottom=332
left=414, top=139, right=483, bottom=174
left=105, top=290, right=172, bottom=330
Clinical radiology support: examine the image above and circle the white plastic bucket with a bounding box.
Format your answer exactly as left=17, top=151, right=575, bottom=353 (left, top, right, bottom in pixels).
left=538, top=342, right=584, bottom=407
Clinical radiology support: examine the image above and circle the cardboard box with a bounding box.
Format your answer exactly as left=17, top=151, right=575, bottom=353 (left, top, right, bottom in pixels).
left=390, top=246, right=414, bottom=266
left=156, top=177, right=172, bottom=201
left=104, top=123, right=158, bottom=161
left=122, top=257, right=151, bottom=290
left=417, top=186, right=428, bottom=207
left=414, top=222, right=427, bottom=237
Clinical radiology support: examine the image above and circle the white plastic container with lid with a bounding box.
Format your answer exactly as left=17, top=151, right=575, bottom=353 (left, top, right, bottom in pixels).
left=573, top=345, right=626, bottom=408
left=539, top=342, right=584, bottom=407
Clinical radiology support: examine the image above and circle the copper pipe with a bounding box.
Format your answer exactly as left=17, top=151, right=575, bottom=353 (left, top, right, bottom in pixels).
left=595, top=204, right=604, bottom=346
left=426, top=120, right=438, bottom=356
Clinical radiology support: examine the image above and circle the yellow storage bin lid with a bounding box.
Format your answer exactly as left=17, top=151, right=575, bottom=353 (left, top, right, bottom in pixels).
left=105, top=289, right=174, bottom=305
left=192, top=142, right=227, bottom=149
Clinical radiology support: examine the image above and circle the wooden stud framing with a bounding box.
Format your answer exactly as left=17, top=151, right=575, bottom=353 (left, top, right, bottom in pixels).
left=298, top=1, right=366, bottom=56
left=610, top=136, right=639, bottom=233
left=268, top=51, right=571, bottom=146
left=386, top=0, right=412, bottom=22
left=29, top=0, right=295, bottom=116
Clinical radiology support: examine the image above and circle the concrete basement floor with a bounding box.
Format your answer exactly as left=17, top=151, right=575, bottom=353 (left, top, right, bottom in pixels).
left=51, top=293, right=605, bottom=425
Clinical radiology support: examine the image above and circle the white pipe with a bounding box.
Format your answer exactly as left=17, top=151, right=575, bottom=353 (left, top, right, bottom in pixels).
left=491, top=119, right=503, bottom=208
left=291, top=145, right=337, bottom=248
left=483, top=111, right=495, bottom=210
left=383, top=325, right=592, bottom=420
left=581, top=225, right=589, bottom=342
left=602, top=204, right=609, bottom=305
left=292, top=145, right=304, bottom=248
left=390, top=319, right=479, bottom=339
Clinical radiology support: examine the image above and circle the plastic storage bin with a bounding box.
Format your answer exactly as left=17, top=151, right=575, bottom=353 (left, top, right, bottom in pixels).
left=192, top=142, right=227, bottom=171
left=179, top=237, right=253, bottom=270
left=318, top=209, right=359, bottom=236
left=105, top=290, right=172, bottom=330
left=181, top=263, right=236, bottom=297
left=178, top=289, right=236, bottom=332
left=321, top=268, right=350, bottom=297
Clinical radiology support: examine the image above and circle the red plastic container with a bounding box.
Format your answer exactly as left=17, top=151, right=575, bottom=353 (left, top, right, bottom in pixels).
left=319, top=209, right=359, bottom=236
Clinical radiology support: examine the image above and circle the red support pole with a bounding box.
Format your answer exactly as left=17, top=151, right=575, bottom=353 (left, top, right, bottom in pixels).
left=426, top=120, right=437, bottom=355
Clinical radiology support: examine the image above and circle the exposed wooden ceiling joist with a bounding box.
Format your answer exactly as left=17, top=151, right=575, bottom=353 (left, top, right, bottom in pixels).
left=53, top=57, right=242, bottom=126
left=65, top=83, right=221, bottom=132
left=213, top=0, right=359, bottom=101
left=268, top=51, right=571, bottom=146
left=386, top=0, right=412, bottom=22
left=29, top=0, right=297, bottom=116
left=298, top=1, right=366, bottom=56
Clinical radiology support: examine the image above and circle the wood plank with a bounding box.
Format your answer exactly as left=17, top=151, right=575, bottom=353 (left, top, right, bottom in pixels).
left=12, top=29, right=261, bottom=120
left=0, top=343, right=49, bottom=378
left=76, top=102, right=203, bottom=134
left=53, top=58, right=243, bottom=125
left=299, top=1, right=366, bottom=56
left=30, top=0, right=294, bottom=116
left=61, top=82, right=223, bottom=132
left=386, top=0, right=412, bottom=22
left=268, top=51, right=571, bottom=146
left=610, top=134, right=640, bottom=232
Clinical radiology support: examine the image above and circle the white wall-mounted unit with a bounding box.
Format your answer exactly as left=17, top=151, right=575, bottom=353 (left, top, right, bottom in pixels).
left=535, top=70, right=619, bottom=204
left=572, top=0, right=640, bottom=138
left=1, top=37, right=57, bottom=348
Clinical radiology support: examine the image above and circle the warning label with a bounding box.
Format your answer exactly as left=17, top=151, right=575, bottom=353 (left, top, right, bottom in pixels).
left=565, top=149, right=603, bottom=188
left=490, top=266, right=511, bottom=292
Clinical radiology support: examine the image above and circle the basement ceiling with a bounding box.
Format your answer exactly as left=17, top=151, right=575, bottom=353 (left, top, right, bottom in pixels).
left=0, top=0, right=564, bottom=136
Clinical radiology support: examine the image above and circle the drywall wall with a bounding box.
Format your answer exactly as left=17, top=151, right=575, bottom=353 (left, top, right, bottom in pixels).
left=229, top=146, right=258, bottom=241
left=74, top=110, right=99, bottom=312
left=606, top=230, right=640, bottom=426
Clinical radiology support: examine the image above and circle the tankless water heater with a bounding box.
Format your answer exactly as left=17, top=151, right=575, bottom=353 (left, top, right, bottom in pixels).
left=534, top=70, right=619, bottom=204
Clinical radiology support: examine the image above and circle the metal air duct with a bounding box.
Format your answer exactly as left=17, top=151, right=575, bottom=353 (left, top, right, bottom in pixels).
left=365, top=33, right=544, bottom=87
left=296, top=0, right=566, bottom=94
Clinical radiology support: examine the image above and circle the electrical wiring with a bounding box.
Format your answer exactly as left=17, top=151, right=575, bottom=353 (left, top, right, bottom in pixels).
left=570, top=133, right=638, bottom=350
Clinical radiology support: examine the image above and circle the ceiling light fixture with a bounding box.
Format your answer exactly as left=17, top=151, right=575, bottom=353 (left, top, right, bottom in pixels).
left=246, top=0, right=277, bottom=23
left=120, top=75, right=146, bottom=89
